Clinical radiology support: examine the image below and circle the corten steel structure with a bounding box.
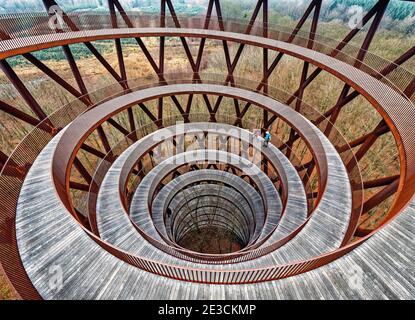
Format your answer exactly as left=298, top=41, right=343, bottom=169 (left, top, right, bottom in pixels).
left=0, top=0, right=414, bottom=300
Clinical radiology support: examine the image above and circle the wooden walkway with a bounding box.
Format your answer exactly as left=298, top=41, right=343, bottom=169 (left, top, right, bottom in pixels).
left=15, top=129, right=415, bottom=299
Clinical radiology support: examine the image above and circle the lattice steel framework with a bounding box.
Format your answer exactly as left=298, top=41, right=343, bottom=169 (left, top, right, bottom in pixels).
left=0, top=0, right=414, bottom=299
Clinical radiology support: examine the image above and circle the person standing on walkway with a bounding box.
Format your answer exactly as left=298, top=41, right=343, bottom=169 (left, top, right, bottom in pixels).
left=263, top=131, right=271, bottom=147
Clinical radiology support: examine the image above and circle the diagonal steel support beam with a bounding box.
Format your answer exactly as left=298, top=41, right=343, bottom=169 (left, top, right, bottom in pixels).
left=0, top=60, right=49, bottom=121
left=1, top=26, right=94, bottom=107
left=69, top=181, right=90, bottom=191
left=0, top=99, right=53, bottom=132
left=338, top=120, right=389, bottom=153
left=404, top=77, right=415, bottom=98
left=105, top=10, right=153, bottom=87
left=213, top=0, right=265, bottom=117
left=42, top=1, right=139, bottom=147
left=138, top=102, right=158, bottom=124
left=362, top=175, right=400, bottom=189
left=96, top=125, right=113, bottom=158
left=110, top=0, right=187, bottom=119
left=215, top=0, right=246, bottom=121
left=23, top=53, right=90, bottom=104
left=362, top=177, right=399, bottom=214
left=158, top=0, right=166, bottom=125
left=61, top=45, right=89, bottom=97
left=44, top=2, right=123, bottom=160
left=283, top=0, right=322, bottom=158
left=164, top=0, right=215, bottom=119
left=73, top=157, right=92, bottom=184
left=0, top=150, right=9, bottom=165
left=185, top=0, right=215, bottom=117
left=165, top=0, right=197, bottom=71
left=107, top=118, right=134, bottom=140
left=0, top=151, right=27, bottom=179
left=284, top=0, right=391, bottom=110
left=108, top=0, right=127, bottom=83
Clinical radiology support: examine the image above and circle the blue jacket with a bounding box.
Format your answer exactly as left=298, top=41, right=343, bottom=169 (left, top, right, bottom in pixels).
left=264, top=132, right=271, bottom=141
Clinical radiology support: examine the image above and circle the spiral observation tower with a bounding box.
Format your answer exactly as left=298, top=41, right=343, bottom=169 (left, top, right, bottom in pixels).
left=0, top=0, right=414, bottom=300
